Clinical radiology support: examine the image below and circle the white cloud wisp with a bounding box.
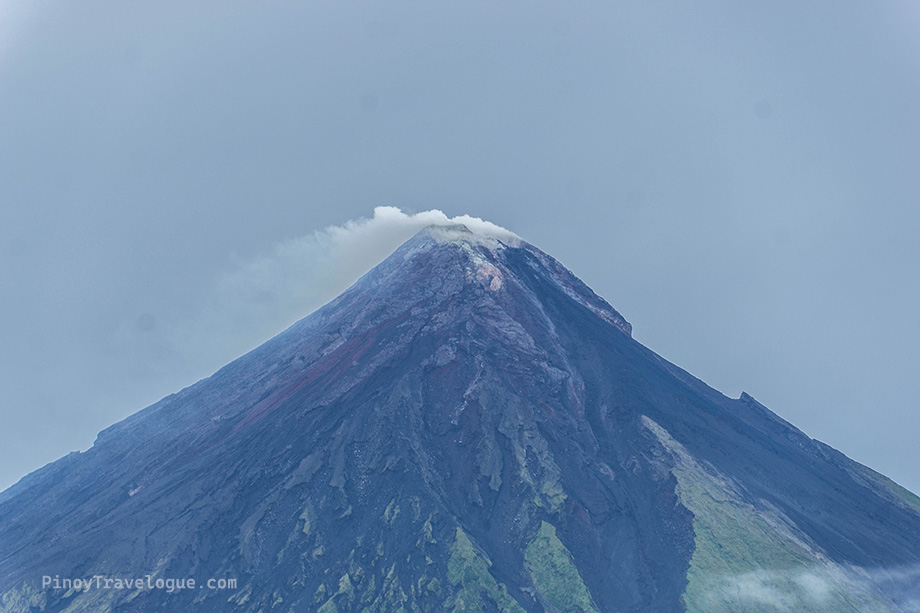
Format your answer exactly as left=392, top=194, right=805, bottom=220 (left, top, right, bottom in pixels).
left=169, top=207, right=517, bottom=372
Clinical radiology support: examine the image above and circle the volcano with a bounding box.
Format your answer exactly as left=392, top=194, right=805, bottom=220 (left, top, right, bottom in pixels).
left=2, top=225, right=919, bottom=612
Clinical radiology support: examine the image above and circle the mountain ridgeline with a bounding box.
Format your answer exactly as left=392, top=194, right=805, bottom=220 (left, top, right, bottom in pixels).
left=2, top=225, right=919, bottom=612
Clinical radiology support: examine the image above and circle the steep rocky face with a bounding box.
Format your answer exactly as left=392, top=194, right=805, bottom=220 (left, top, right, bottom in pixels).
left=1, top=225, right=919, bottom=612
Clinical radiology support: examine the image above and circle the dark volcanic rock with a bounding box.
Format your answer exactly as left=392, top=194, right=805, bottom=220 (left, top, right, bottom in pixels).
left=1, top=225, right=919, bottom=612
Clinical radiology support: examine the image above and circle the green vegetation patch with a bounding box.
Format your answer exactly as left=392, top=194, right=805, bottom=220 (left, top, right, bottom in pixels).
left=524, top=521, right=599, bottom=612
left=640, top=416, right=884, bottom=613
left=300, top=504, right=313, bottom=535
left=1, top=582, right=47, bottom=613
left=446, top=527, right=526, bottom=612
left=317, top=572, right=356, bottom=613
left=383, top=498, right=400, bottom=526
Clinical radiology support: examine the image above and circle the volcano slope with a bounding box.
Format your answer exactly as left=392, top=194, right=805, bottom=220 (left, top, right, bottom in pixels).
left=2, top=225, right=920, bottom=612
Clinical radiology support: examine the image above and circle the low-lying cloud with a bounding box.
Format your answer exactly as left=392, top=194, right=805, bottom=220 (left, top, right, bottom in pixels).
left=716, top=568, right=842, bottom=609
left=713, top=564, right=920, bottom=612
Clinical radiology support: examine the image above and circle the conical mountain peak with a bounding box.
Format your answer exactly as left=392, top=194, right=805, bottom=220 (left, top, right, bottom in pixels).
left=346, top=225, right=631, bottom=339
left=1, top=228, right=918, bottom=612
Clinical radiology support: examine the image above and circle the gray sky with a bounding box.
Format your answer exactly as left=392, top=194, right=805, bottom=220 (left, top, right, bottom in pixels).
left=2, top=1, right=919, bottom=494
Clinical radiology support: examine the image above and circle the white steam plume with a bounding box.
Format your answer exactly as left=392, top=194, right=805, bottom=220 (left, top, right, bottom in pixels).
left=165, top=207, right=517, bottom=372
left=216, top=206, right=516, bottom=327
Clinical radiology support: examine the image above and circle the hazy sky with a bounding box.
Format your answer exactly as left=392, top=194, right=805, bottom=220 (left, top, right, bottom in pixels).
left=1, top=1, right=919, bottom=494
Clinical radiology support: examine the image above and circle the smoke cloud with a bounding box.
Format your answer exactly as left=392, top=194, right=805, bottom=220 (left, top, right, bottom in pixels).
left=170, top=207, right=517, bottom=370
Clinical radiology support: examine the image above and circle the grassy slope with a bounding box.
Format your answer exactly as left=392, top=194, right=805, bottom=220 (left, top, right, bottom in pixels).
left=640, top=416, right=890, bottom=613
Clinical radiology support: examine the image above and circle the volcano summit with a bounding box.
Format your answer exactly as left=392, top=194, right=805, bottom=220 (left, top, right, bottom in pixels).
left=2, top=225, right=919, bottom=612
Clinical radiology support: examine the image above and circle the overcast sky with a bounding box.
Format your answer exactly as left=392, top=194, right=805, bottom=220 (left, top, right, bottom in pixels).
left=1, top=1, right=919, bottom=495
